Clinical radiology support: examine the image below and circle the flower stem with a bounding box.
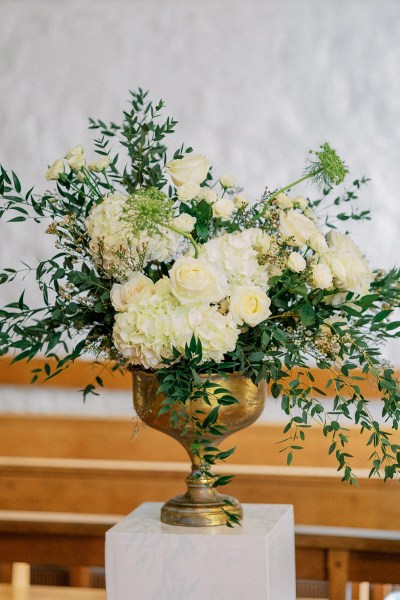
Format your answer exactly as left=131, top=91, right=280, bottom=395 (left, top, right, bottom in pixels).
left=166, top=224, right=200, bottom=258
left=253, top=168, right=323, bottom=220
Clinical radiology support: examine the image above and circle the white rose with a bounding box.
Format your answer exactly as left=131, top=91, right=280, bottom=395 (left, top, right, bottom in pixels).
left=329, top=257, right=347, bottom=284
left=229, top=286, right=271, bottom=327
left=154, top=277, right=171, bottom=297
left=324, top=231, right=373, bottom=295
left=275, top=193, right=293, bottom=210
left=65, top=145, right=85, bottom=171
left=176, top=182, right=200, bottom=203
left=234, top=194, right=250, bottom=208
left=279, top=210, right=320, bottom=247
left=197, top=188, right=218, bottom=204
left=311, top=263, right=333, bottom=289
left=45, top=159, right=64, bottom=181
left=303, top=208, right=318, bottom=222
left=169, top=256, right=228, bottom=305
left=293, top=195, right=308, bottom=210
left=172, top=213, right=197, bottom=232
left=287, top=252, right=306, bottom=273
left=88, top=155, right=110, bottom=172
left=212, top=197, right=235, bottom=220
left=252, top=230, right=271, bottom=255
left=111, top=272, right=155, bottom=312
left=76, top=171, right=85, bottom=183
left=65, top=145, right=84, bottom=159
left=309, top=233, right=329, bottom=254
left=166, top=154, right=210, bottom=186
left=219, top=175, right=236, bottom=188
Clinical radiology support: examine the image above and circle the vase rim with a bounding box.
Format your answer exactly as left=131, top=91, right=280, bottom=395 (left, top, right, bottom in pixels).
left=130, top=369, right=260, bottom=383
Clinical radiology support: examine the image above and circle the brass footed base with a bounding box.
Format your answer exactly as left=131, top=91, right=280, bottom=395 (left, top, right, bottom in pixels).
left=161, top=495, right=242, bottom=527
left=160, top=469, right=242, bottom=527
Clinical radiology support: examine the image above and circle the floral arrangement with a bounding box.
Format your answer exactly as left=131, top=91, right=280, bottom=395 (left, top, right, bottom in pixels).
left=1, top=89, right=399, bottom=503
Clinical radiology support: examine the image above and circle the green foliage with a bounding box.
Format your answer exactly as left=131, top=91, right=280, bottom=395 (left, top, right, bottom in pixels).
left=89, top=88, right=181, bottom=191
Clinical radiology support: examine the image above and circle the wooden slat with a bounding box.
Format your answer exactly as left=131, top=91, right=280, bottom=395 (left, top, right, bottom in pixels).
left=2, top=414, right=397, bottom=470
left=328, top=550, right=350, bottom=600
left=0, top=583, right=106, bottom=599
left=0, top=356, right=384, bottom=398
left=0, top=458, right=398, bottom=530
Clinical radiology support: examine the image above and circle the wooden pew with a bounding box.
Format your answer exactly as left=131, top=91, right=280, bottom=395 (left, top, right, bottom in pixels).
left=0, top=456, right=399, bottom=530
left=1, top=413, right=400, bottom=599
left=1, top=414, right=399, bottom=530
left=1, top=510, right=399, bottom=600
left=0, top=413, right=395, bottom=468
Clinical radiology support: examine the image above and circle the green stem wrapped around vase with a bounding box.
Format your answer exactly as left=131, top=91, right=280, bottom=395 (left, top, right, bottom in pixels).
left=132, top=370, right=265, bottom=526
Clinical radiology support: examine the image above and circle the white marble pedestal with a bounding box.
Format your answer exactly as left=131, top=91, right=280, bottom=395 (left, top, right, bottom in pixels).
left=105, top=502, right=295, bottom=600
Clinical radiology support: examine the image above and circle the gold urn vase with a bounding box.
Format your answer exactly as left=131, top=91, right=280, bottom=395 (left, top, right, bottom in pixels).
left=132, top=371, right=265, bottom=527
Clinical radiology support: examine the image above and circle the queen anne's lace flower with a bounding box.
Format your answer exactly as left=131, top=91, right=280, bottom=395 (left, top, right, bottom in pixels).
left=85, top=194, right=186, bottom=279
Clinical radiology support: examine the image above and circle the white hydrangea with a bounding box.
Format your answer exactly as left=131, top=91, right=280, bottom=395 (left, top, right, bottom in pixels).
left=85, top=194, right=186, bottom=278
left=186, top=305, right=239, bottom=363
left=199, top=228, right=272, bottom=290
left=112, top=291, right=183, bottom=369
left=113, top=286, right=239, bottom=368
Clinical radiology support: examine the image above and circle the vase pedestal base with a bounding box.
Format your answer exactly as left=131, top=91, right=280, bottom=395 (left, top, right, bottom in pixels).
left=106, top=501, right=296, bottom=600
left=161, top=493, right=242, bottom=527
left=160, top=469, right=242, bottom=526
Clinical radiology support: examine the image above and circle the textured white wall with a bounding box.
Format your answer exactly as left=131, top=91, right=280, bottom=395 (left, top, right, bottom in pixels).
left=1, top=0, right=399, bottom=415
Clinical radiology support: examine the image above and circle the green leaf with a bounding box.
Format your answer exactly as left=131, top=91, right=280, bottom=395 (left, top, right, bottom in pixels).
left=202, top=406, right=220, bottom=429
left=298, top=303, right=316, bottom=326
left=8, top=216, right=26, bottom=222
left=212, top=475, right=234, bottom=487
left=12, top=171, right=21, bottom=193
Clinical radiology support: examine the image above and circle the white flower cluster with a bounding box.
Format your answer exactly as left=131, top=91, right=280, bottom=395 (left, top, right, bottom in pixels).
left=85, top=194, right=186, bottom=278
left=112, top=271, right=239, bottom=369
left=319, top=231, right=373, bottom=301
left=165, top=153, right=247, bottom=221
left=45, top=145, right=111, bottom=181
left=84, top=151, right=373, bottom=370
left=111, top=246, right=273, bottom=368
left=276, top=200, right=372, bottom=297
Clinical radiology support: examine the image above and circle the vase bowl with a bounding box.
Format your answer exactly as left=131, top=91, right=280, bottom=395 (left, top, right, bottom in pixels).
left=132, top=371, right=265, bottom=526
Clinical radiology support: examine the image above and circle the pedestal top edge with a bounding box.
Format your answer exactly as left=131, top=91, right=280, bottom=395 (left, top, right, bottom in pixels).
left=106, top=502, right=294, bottom=538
